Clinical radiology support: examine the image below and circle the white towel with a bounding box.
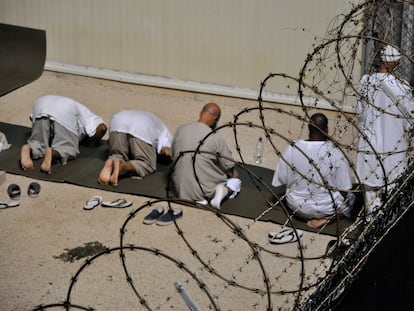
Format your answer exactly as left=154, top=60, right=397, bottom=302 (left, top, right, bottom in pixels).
left=226, top=178, right=241, bottom=199
left=0, top=132, right=11, bottom=152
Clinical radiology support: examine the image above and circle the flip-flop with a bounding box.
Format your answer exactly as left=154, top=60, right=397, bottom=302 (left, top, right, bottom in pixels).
left=101, top=198, right=133, bottom=208
left=268, top=228, right=303, bottom=244
left=0, top=201, right=20, bottom=209
left=83, top=195, right=103, bottom=210
left=268, top=228, right=295, bottom=239
left=28, top=182, right=41, bottom=198
left=7, top=184, right=21, bottom=200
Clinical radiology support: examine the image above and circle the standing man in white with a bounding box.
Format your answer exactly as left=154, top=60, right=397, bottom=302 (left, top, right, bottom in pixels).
left=356, top=45, right=414, bottom=221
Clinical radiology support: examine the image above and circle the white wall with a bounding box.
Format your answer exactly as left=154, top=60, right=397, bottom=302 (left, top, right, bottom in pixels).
left=0, top=0, right=360, bottom=108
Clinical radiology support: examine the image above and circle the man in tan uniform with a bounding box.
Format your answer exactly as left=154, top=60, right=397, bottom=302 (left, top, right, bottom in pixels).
left=171, top=102, right=241, bottom=209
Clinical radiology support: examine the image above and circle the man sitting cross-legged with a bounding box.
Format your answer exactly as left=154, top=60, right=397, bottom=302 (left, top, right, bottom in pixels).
left=272, top=113, right=355, bottom=228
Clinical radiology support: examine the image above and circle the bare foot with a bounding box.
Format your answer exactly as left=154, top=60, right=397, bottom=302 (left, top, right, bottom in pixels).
left=20, top=144, right=34, bottom=170
left=40, top=147, right=53, bottom=174
left=307, top=218, right=330, bottom=228
left=109, top=160, right=120, bottom=187
left=98, top=159, right=113, bottom=185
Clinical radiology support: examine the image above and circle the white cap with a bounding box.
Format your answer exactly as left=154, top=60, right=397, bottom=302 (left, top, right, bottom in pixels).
left=381, top=45, right=401, bottom=62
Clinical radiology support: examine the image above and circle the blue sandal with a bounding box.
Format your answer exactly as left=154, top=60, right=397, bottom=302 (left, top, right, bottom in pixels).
left=143, top=205, right=165, bottom=225
left=28, top=182, right=41, bottom=198
left=7, top=184, right=21, bottom=200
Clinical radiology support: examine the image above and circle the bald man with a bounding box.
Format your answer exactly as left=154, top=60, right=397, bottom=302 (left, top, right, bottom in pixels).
left=171, top=103, right=241, bottom=209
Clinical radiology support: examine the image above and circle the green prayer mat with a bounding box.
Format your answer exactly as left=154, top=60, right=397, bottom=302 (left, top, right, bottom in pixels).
left=0, top=121, right=358, bottom=237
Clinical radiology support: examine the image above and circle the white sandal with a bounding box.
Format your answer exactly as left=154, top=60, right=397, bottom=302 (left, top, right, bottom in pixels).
left=268, top=228, right=303, bottom=244
left=83, top=195, right=102, bottom=210
left=101, top=198, right=133, bottom=208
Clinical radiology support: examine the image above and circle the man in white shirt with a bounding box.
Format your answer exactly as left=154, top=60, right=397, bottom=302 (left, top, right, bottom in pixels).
left=98, top=110, right=172, bottom=186
left=272, top=113, right=354, bottom=228
left=356, top=45, right=414, bottom=220
left=20, top=95, right=107, bottom=174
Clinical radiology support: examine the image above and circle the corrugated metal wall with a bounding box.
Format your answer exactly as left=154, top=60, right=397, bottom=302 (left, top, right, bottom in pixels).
left=0, top=0, right=359, bottom=106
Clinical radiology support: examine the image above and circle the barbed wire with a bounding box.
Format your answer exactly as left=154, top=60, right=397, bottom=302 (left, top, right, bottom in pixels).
left=29, top=0, right=414, bottom=310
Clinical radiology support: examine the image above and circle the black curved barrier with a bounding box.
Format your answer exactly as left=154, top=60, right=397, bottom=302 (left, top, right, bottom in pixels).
left=0, top=23, right=46, bottom=97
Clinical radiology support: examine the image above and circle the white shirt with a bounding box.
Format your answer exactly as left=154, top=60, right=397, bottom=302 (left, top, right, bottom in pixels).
left=356, top=73, right=414, bottom=187
left=272, top=140, right=352, bottom=219
left=109, top=110, right=172, bottom=153
left=32, top=95, right=104, bottom=139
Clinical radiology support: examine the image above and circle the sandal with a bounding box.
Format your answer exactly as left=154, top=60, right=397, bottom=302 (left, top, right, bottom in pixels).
left=268, top=228, right=303, bottom=244
left=0, top=201, right=20, bottom=209
left=7, top=184, right=21, bottom=200
left=28, top=182, right=41, bottom=198
left=101, top=198, right=133, bottom=208
left=83, top=195, right=103, bottom=210
left=143, top=205, right=165, bottom=225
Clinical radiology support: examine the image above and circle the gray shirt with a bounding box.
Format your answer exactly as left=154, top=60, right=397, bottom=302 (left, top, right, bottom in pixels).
left=172, top=122, right=235, bottom=201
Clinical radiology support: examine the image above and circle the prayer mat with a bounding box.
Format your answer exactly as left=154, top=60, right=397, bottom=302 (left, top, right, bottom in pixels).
left=0, top=121, right=358, bottom=236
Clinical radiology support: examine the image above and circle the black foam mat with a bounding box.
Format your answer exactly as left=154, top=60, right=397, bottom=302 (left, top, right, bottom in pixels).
left=0, top=122, right=356, bottom=236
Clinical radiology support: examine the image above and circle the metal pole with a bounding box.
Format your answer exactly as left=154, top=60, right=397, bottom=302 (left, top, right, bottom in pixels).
left=174, top=281, right=202, bottom=311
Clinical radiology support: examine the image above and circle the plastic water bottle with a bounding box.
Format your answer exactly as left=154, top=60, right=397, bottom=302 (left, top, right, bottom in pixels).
left=254, top=137, right=264, bottom=164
